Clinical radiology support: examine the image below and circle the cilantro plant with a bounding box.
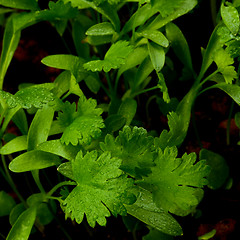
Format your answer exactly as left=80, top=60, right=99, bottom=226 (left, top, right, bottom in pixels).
left=0, top=0, right=239, bottom=239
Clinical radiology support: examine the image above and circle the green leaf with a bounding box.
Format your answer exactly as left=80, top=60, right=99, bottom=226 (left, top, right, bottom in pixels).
left=86, top=22, right=116, bottom=36
left=117, top=45, right=148, bottom=79
left=0, top=16, right=21, bottom=90
left=6, top=207, right=37, bottom=240
left=147, top=0, right=197, bottom=31
left=118, top=98, right=137, bottom=125
left=63, top=150, right=135, bottom=227
left=200, top=149, right=229, bottom=189
left=58, top=162, right=74, bottom=180
left=198, top=229, right=217, bottom=240
left=139, top=30, right=169, bottom=47
left=209, top=82, right=240, bottom=105
left=0, top=135, right=27, bottom=155
left=125, top=187, right=182, bottom=236
left=12, top=109, right=28, bottom=135
left=148, top=42, right=165, bottom=72
left=221, top=2, right=240, bottom=35
left=58, top=97, right=104, bottom=145
left=133, top=56, right=154, bottom=91
left=213, top=48, right=237, bottom=84
left=9, top=150, right=61, bottom=172
left=0, top=0, right=39, bottom=10
left=139, top=147, right=210, bottom=215
left=0, top=191, right=16, bottom=217
left=143, top=229, right=175, bottom=240
left=83, top=41, right=133, bottom=72
left=100, top=126, right=155, bottom=178
left=65, top=0, right=120, bottom=31
left=27, top=105, right=55, bottom=151
left=166, top=22, right=193, bottom=73
left=41, top=55, right=88, bottom=82
left=152, top=0, right=185, bottom=17
left=37, top=140, right=82, bottom=161
left=104, top=114, right=126, bottom=133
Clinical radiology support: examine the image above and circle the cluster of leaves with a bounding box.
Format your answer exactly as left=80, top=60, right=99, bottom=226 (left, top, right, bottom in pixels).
left=0, top=0, right=239, bottom=239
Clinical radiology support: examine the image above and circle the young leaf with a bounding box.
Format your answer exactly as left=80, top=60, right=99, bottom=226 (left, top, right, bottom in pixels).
left=166, top=22, right=194, bottom=74
left=139, top=30, right=169, bottom=47
left=147, top=0, right=197, bottom=31
left=0, top=135, right=27, bottom=155
left=199, top=149, right=229, bottom=190
left=86, top=22, right=116, bottom=36
left=100, top=126, right=155, bottom=178
left=125, top=187, right=182, bottom=236
left=221, top=2, right=240, bottom=35
left=0, top=0, right=39, bottom=11
left=65, top=0, right=120, bottom=31
left=118, top=98, right=137, bottom=126
left=148, top=42, right=165, bottom=72
left=9, top=150, right=61, bottom=172
left=57, top=97, right=104, bottom=145
left=6, top=207, right=37, bottom=240
left=213, top=48, right=237, bottom=84
left=138, top=147, right=210, bottom=215
left=208, top=82, right=240, bottom=105
left=37, top=140, right=82, bottom=161
left=83, top=41, right=133, bottom=72
left=63, top=150, right=135, bottom=227
left=27, top=105, right=55, bottom=151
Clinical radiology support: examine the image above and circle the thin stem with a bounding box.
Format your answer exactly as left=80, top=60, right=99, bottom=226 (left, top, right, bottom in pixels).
left=32, top=170, right=45, bottom=194
left=199, top=70, right=219, bottom=87
left=105, top=72, right=113, bottom=95
left=226, top=101, right=235, bottom=145
left=1, top=154, right=27, bottom=207
left=133, top=86, right=160, bottom=97
left=47, top=181, right=76, bottom=197
left=210, top=0, right=217, bottom=27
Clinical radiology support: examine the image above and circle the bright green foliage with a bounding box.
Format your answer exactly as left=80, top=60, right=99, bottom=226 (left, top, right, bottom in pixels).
left=155, top=112, right=184, bottom=149
left=63, top=150, right=135, bottom=227
left=213, top=48, right=237, bottom=84
left=0, top=86, right=55, bottom=109
left=152, top=0, right=185, bottom=17
left=91, top=0, right=121, bottom=5
left=100, top=126, right=155, bottom=178
left=83, top=41, right=133, bottom=72
left=0, top=0, right=39, bottom=10
left=57, top=97, right=104, bottom=145
left=138, top=147, right=210, bottom=215
left=48, top=0, right=78, bottom=19
left=6, top=207, right=37, bottom=240
left=221, top=2, right=240, bottom=35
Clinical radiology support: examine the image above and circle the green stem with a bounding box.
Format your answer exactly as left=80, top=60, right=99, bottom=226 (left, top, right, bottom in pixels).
left=32, top=170, right=45, bottom=194
left=226, top=101, right=234, bottom=145
left=133, top=86, right=160, bottom=97
left=199, top=70, right=219, bottom=87
left=47, top=181, right=76, bottom=197
left=105, top=72, right=113, bottom=95
left=0, top=154, right=28, bottom=207
left=210, top=0, right=217, bottom=27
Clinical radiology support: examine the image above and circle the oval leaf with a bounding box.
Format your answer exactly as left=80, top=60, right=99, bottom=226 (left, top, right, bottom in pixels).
left=140, top=30, right=169, bottom=47
left=221, top=3, right=240, bottom=35
left=0, top=135, right=27, bottom=155
left=86, top=22, right=115, bottom=36
left=148, top=42, right=165, bottom=72
left=9, top=150, right=61, bottom=172
left=6, top=207, right=37, bottom=240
